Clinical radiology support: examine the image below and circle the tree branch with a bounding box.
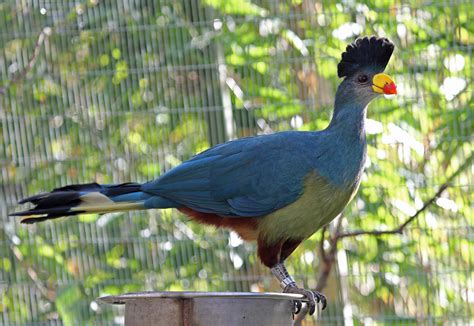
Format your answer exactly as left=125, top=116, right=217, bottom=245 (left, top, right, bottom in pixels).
left=312, top=153, right=473, bottom=306
left=335, top=153, right=472, bottom=240
left=0, top=27, right=51, bottom=96
left=315, top=215, right=342, bottom=292
left=10, top=244, right=51, bottom=299
left=319, top=225, right=328, bottom=263
left=336, top=183, right=448, bottom=239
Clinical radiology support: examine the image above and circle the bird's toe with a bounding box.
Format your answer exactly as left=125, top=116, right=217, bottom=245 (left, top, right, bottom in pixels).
left=284, top=286, right=327, bottom=316
left=293, top=300, right=302, bottom=314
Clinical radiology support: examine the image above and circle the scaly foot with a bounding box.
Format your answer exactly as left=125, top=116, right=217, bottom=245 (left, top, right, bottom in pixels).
left=283, top=285, right=327, bottom=316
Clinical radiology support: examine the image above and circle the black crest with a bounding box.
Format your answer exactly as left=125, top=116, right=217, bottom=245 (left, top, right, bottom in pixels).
left=337, top=36, right=394, bottom=78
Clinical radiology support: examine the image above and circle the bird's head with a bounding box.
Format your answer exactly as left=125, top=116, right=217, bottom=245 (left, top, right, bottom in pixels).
left=336, top=36, right=396, bottom=107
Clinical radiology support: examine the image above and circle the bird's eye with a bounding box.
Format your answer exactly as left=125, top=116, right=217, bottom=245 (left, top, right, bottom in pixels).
left=357, top=75, right=369, bottom=83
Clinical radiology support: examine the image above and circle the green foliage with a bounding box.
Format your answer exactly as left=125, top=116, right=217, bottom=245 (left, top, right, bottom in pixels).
left=0, top=0, right=472, bottom=325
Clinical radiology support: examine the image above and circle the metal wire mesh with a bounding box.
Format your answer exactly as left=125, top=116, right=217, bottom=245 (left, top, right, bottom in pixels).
left=1, top=0, right=472, bottom=325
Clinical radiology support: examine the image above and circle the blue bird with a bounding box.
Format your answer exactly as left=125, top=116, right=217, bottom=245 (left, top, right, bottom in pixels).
left=12, top=36, right=396, bottom=315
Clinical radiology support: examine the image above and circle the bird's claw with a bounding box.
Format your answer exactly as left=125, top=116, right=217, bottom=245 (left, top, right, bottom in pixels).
left=293, top=300, right=302, bottom=314
left=284, top=285, right=327, bottom=316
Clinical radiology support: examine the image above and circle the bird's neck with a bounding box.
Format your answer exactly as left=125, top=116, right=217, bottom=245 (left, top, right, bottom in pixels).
left=311, top=86, right=370, bottom=188
left=328, top=97, right=367, bottom=140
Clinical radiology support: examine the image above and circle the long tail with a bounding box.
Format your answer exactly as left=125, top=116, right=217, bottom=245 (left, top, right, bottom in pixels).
left=10, top=183, right=148, bottom=224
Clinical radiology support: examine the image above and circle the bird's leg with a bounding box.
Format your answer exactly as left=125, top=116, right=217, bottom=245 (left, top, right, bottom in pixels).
left=271, top=261, right=297, bottom=288
left=271, top=262, right=327, bottom=315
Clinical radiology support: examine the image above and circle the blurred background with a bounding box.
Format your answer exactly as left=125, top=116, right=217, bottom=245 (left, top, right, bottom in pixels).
left=0, top=0, right=472, bottom=325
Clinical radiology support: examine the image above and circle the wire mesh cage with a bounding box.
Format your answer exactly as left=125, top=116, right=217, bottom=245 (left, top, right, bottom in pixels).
left=0, top=0, right=472, bottom=325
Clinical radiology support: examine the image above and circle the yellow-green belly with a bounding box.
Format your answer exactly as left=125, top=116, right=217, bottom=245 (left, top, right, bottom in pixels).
left=257, top=171, right=359, bottom=244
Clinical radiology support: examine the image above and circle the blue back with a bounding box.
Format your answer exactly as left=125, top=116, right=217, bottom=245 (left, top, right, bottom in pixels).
left=142, top=128, right=366, bottom=217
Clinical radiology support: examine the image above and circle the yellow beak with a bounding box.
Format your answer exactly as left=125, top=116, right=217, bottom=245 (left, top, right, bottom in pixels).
left=372, top=73, right=397, bottom=95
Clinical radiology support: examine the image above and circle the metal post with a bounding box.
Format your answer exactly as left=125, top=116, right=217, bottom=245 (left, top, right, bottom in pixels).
left=99, top=291, right=303, bottom=326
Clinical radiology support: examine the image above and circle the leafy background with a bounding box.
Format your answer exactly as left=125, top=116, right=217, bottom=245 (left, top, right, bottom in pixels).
left=0, top=0, right=472, bottom=325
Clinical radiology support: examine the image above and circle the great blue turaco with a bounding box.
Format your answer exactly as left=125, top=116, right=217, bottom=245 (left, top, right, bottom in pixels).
left=12, top=36, right=397, bottom=315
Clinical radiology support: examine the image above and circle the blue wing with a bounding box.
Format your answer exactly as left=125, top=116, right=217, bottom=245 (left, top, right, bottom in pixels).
left=142, top=131, right=316, bottom=217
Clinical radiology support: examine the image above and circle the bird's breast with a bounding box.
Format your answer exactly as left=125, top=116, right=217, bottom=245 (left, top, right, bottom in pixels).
left=257, top=171, right=358, bottom=244
left=310, top=129, right=367, bottom=187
